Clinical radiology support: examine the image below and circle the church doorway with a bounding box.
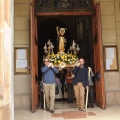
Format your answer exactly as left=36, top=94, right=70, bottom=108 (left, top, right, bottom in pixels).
left=30, top=2, right=106, bottom=112
left=37, top=15, right=95, bottom=108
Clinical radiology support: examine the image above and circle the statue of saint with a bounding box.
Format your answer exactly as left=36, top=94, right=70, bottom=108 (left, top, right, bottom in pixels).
left=56, top=26, right=67, bottom=53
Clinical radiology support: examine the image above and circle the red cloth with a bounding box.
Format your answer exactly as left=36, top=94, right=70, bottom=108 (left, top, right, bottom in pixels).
left=65, top=72, right=73, bottom=83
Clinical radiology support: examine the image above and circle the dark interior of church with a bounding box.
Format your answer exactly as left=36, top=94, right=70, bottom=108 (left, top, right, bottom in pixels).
left=38, top=15, right=94, bottom=73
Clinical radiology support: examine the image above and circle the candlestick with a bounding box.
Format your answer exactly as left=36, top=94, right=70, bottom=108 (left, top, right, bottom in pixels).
left=47, top=39, right=51, bottom=45
left=43, top=43, right=47, bottom=49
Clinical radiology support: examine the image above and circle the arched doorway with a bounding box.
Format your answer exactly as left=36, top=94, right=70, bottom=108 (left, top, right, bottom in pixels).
left=30, top=2, right=106, bottom=112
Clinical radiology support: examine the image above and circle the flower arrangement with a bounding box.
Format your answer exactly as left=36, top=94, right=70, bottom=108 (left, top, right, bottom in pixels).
left=47, top=52, right=78, bottom=65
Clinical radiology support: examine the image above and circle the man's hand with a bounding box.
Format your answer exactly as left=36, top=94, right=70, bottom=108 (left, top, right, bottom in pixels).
left=72, top=74, right=75, bottom=78
left=51, top=63, right=54, bottom=68
left=75, top=62, right=80, bottom=67
left=88, top=67, right=92, bottom=71
left=48, top=63, right=53, bottom=67
left=86, top=86, right=89, bottom=89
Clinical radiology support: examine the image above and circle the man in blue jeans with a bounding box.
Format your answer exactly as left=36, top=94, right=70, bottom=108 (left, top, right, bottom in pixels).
left=41, top=58, right=59, bottom=113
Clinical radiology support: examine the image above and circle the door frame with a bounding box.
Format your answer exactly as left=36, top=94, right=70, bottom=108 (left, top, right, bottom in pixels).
left=32, top=1, right=106, bottom=110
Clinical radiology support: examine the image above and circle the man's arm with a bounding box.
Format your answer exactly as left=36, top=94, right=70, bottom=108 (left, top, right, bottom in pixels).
left=51, top=67, right=59, bottom=74
left=41, top=66, right=50, bottom=73
left=72, top=66, right=79, bottom=75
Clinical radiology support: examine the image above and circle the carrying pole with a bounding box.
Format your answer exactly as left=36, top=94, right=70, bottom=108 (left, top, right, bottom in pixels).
left=85, top=88, right=89, bottom=110
left=43, top=90, right=46, bottom=109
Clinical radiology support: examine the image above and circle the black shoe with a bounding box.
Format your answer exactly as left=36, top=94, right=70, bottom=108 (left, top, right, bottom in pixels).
left=46, top=108, right=49, bottom=111
left=49, top=110, right=55, bottom=114
left=87, top=105, right=90, bottom=108
left=80, top=108, right=86, bottom=112
left=91, top=105, right=94, bottom=108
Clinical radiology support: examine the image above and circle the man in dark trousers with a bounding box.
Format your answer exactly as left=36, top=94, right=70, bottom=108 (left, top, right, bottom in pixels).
left=41, top=57, right=59, bottom=113
left=72, top=58, right=89, bottom=112
left=65, top=68, right=74, bottom=103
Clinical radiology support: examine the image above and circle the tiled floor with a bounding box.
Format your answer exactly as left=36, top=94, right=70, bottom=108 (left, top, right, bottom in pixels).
left=15, top=101, right=120, bottom=120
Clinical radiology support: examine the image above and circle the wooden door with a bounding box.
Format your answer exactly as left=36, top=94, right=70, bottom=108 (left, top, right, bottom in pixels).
left=92, top=2, right=106, bottom=109
left=30, top=2, right=39, bottom=112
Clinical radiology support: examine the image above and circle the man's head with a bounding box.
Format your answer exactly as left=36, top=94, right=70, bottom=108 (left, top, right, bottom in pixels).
left=79, top=58, right=85, bottom=66
left=44, top=58, right=49, bottom=66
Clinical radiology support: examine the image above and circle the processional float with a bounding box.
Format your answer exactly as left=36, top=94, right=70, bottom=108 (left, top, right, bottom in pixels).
left=43, top=26, right=80, bottom=69
left=42, top=26, right=88, bottom=111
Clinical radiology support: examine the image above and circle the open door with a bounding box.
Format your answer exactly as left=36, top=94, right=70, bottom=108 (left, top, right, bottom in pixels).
left=92, top=2, right=106, bottom=109
left=30, top=2, right=39, bottom=112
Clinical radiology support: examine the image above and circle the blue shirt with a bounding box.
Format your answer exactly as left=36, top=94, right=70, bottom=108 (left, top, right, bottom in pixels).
left=41, top=66, right=59, bottom=84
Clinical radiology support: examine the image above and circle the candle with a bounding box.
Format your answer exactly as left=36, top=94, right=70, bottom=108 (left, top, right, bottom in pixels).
left=73, top=40, right=75, bottom=46
left=43, top=43, right=47, bottom=49
left=47, top=39, right=51, bottom=45
left=76, top=45, right=80, bottom=51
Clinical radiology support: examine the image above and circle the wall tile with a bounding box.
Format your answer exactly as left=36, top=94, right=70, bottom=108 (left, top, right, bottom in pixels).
left=22, top=95, right=31, bottom=109
left=101, top=16, right=115, bottom=29
left=100, top=2, right=115, bottom=15
left=100, top=0, right=115, bottom=1
left=15, top=4, right=29, bottom=16
left=102, top=30, right=116, bottom=43
left=14, top=30, right=29, bottom=45
left=115, top=1, right=120, bottom=21
left=15, top=0, right=30, bottom=3
left=14, top=75, right=31, bottom=94
left=118, top=49, right=120, bottom=65
left=14, top=96, right=22, bottom=109
left=115, top=92, right=120, bottom=104
left=117, top=36, right=120, bottom=48
left=15, top=17, right=29, bottom=30
left=116, top=22, right=120, bottom=35
left=106, top=92, right=115, bottom=105
left=104, top=72, right=120, bottom=90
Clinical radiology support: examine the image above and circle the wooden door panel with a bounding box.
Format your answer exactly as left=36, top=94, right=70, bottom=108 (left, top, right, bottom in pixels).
left=30, top=3, right=39, bottom=112
left=93, top=3, right=106, bottom=109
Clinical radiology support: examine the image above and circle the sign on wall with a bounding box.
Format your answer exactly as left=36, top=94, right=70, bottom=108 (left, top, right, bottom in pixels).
left=103, top=46, right=118, bottom=71
left=14, top=48, right=29, bottom=74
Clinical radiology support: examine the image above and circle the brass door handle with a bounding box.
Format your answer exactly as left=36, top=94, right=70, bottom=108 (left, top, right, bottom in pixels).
left=25, top=67, right=31, bottom=70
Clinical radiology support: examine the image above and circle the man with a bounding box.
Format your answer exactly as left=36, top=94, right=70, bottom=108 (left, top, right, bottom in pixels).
left=41, top=58, right=59, bottom=113
left=72, top=58, right=89, bottom=111
left=65, top=68, right=74, bottom=103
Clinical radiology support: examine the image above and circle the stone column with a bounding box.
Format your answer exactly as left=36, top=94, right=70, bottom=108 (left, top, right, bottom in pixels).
left=0, top=0, right=14, bottom=120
